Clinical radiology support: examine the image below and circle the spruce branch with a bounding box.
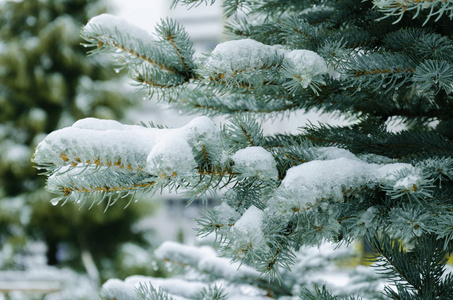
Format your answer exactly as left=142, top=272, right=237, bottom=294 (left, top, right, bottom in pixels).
left=412, top=60, right=453, bottom=93
left=374, top=0, right=453, bottom=25
left=302, top=123, right=453, bottom=160
left=108, top=39, right=178, bottom=74
left=82, top=22, right=177, bottom=74
left=226, top=17, right=285, bottom=45
left=136, top=282, right=175, bottom=300
left=196, top=285, right=229, bottom=300
left=170, top=87, right=299, bottom=115
left=223, top=115, right=265, bottom=150
left=171, top=0, right=217, bottom=10
left=300, top=284, right=362, bottom=300
left=343, top=52, right=416, bottom=92
left=81, top=14, right=197, bottom=95
left=155, top=17, right=197, bottom=78
left=367, top=233, right=453, bottom=299
left=155, top=241, right=293, bottom=298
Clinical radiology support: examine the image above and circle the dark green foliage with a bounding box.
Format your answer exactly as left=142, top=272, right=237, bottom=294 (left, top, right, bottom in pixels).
left=35, top=0, right=453, bottom=298
left=300, top=284, right=362, bottom=300
left=0, top=0, right=154, bottom=281
left=367, top=234, right=453, bottom=300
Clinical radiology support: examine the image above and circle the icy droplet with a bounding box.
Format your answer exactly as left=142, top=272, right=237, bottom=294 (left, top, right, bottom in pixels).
left=51, top=198, right=61, bottom=206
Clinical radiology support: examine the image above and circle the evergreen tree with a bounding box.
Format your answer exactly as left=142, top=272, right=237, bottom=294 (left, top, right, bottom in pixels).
left=0, top=0, right=153, bottom=281
left=33, top=0, right=453, bottom=299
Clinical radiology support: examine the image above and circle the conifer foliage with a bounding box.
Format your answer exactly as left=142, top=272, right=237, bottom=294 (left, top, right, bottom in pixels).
left=33, top=0, right=453, bottom=299
left=0, top=0, right=150, bottom=280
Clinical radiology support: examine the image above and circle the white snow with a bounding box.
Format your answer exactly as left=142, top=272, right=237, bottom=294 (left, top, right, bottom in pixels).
left=232, top=146, right=278, bottom=180
left=231, top=205, right=266, bottom=250
left=34, top=117, right=219, bottom=172
left=204, top=39, right=279, bottom=77
left=72, top=117, right=126, bottom=131
left=198, top=256, right=259, bottom=281
left=213, top=202, right=241, bottom=227
left=155, top=241, right=259, bottom=280
left=155, top=241, right=217, bottom=266
left=374, top=0, right=432, bottom=10
left=284, top=49, right=327, bottom=88
left=203, top=38, right=328, bottom=91
left=33, top=116, right=222, bottom=205
left=277, top=149, right=422, bottom=210
left=281, top=157, right=375, bottom=207
left=394, top=175, right=420, bottom=190
left=101, top=278, right=136, bottom=300
left=377, top=163, right=421, bottom=191
left=146, top=137, right=197, bottom=178
left=84, top=13, right=154, bottom=48
left=119, top=243, right=152, bottom=269
left=125, top=275, right=207, bottom=299
left=181, top=116, right=222, bottom=155
left=34, top=119, right=162, bottom=170
left=317, top=147, right=362, bottom=161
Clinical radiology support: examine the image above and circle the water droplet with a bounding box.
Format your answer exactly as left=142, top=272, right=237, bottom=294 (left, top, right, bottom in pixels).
left=51, top=198, right=60, bottom=206
left=357, top=87, right=361, bottom=91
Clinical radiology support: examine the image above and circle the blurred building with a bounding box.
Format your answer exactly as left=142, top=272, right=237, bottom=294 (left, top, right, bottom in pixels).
left=112, top=0, right=223, bottom=53
left=167, top=2, right=223, bottom=53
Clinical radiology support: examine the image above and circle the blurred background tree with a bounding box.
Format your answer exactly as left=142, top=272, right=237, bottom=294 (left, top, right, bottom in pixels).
left=0, top=0, right=159, bottom=284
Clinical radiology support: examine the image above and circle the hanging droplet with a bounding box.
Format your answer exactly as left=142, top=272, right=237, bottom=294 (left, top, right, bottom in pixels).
left=51, top=198, right=61, bottom=206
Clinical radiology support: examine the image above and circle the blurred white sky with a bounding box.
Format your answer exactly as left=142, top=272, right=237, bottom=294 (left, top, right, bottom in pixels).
left=110, top=0, right=223, bottom=45
left=111, top=0, right=166, bottom=33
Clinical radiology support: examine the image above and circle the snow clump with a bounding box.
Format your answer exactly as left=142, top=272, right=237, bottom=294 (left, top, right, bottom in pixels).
left=146, top=137, right=197, bottom=179
left=272, top=148, right=422, bottom=212
left=284, top=49, right=328, bottom=88
left=213, top=202, right=241, bottom=228
left=83, top=14, right=154, bottom=50
left=203, top=38, right=328, bottom=90
left=33, top=116, right=221, bottom=205
left=35, top=116, right=219, bottom=173
left=155, top=241, right=259, bottom=280
left=231, top=205, right=267, bottom=252
left=232, top=146, right=278, bottom=180
left=100, top=278, right=136, bottom=300
left=204, top=39, right=279, bottom=77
